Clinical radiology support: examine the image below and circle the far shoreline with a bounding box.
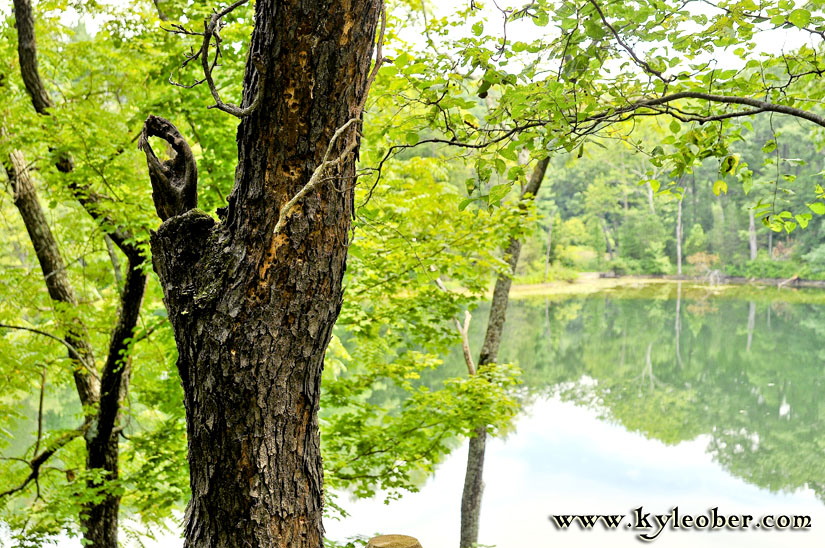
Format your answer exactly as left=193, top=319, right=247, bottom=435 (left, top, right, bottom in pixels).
left=509, top=272, right=825, bottom=301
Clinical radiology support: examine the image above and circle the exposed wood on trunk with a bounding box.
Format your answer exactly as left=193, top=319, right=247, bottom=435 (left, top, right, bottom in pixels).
left=142, top=2, right=382, bottom=546
left=460, top=157, right=549, bottom=548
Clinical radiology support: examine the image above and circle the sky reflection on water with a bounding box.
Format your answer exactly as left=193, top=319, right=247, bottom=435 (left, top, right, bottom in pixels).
left=327, top=395, right=825, bottom=548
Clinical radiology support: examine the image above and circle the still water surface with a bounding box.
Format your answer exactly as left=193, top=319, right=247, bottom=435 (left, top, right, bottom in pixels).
left=8, top=285, right=824, bottom=547
left=327, top=284, right=825, bottom=547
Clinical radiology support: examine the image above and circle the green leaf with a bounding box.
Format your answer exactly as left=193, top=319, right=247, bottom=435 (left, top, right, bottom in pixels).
left=458, top=197, right=475, bottom=211
left=498, top=147, right=518, bottom=162
left=807, top=202, right=825, bottom=215
left=712, top=180, right=727, bottom=196
left=720, top=155, right=739, bottom=175
left=795, top=213, right=812, bottom=228
left=472, top=21, right=484, bottom=36
left=669, top=120, right=681, bottom=134
left=494, top=158, right=507, bottom=174
left=788, top=9, right=811, bottom=28
left=488, top=183, right=511, bottom=204
left=395, top=52, right=412, bottom=67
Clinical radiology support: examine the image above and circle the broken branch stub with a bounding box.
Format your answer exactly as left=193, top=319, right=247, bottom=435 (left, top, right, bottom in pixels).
left=138, top=115, right=198, bottom=221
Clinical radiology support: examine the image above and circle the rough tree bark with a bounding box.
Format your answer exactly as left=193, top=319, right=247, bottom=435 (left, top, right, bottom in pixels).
left=12, top=0, right=51, bottom=114
left=459, top=157, right=550, bottom=548
left=140, top=1, right=382, bottom=546
left=4, top=2, right=149, bottom=546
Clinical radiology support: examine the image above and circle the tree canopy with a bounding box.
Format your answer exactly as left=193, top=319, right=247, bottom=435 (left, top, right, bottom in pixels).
left=3, top=0, right=825, bottom=546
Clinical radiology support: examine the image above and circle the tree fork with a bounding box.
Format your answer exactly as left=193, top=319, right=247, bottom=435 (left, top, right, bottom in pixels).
left=142, top=1, right=383, bottom=546
left=8, top=3, right=149, bottom=545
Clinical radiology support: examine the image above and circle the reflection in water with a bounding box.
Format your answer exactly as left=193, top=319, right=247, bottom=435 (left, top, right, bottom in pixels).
left=500, top=287, right=825, bottom=505
left=330, top=285, right=825, bottom=547
left=16, top=287, right=824, bottom=547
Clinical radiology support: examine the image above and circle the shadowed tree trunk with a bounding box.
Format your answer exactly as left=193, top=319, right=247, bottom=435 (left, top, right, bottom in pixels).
left=141, top=1, right=382, bottom=546
left=459, top=157, right=550, bottom=548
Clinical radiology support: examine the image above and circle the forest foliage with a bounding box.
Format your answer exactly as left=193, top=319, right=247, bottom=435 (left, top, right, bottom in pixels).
left=2, top=0, right=825, bottom=545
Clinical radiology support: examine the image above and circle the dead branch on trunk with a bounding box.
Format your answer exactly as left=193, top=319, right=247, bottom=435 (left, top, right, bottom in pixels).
left=138, top=115, right=198, bottom=221
left=434, top=278, right=477, bottom=376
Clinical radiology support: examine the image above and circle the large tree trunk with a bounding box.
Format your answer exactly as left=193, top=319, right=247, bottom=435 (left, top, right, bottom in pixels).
left=459, top=157, right=549, bottom=548
left=144, top=2, right=381, bottom=546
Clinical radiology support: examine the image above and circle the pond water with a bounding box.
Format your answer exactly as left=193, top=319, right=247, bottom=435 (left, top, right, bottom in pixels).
left=325, top=283, right=825, bottom=547
left=5, top=284, right=825, bottom=547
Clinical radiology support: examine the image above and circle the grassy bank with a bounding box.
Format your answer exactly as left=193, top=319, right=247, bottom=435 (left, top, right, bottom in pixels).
left=509, top=275, right=825, bottom=304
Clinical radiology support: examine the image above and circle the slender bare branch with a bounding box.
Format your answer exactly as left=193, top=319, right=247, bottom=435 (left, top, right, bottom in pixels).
left=434, top=279, right=477, bottom=376
left=587, top=0, right=673, bottom=83
left=0, top=423, right=90, bottom=500
left=165, top=0, right=265, bottom=117
left=0, top=323, right=100, bottom=382
left=273, top=120, right=361, bottom=234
